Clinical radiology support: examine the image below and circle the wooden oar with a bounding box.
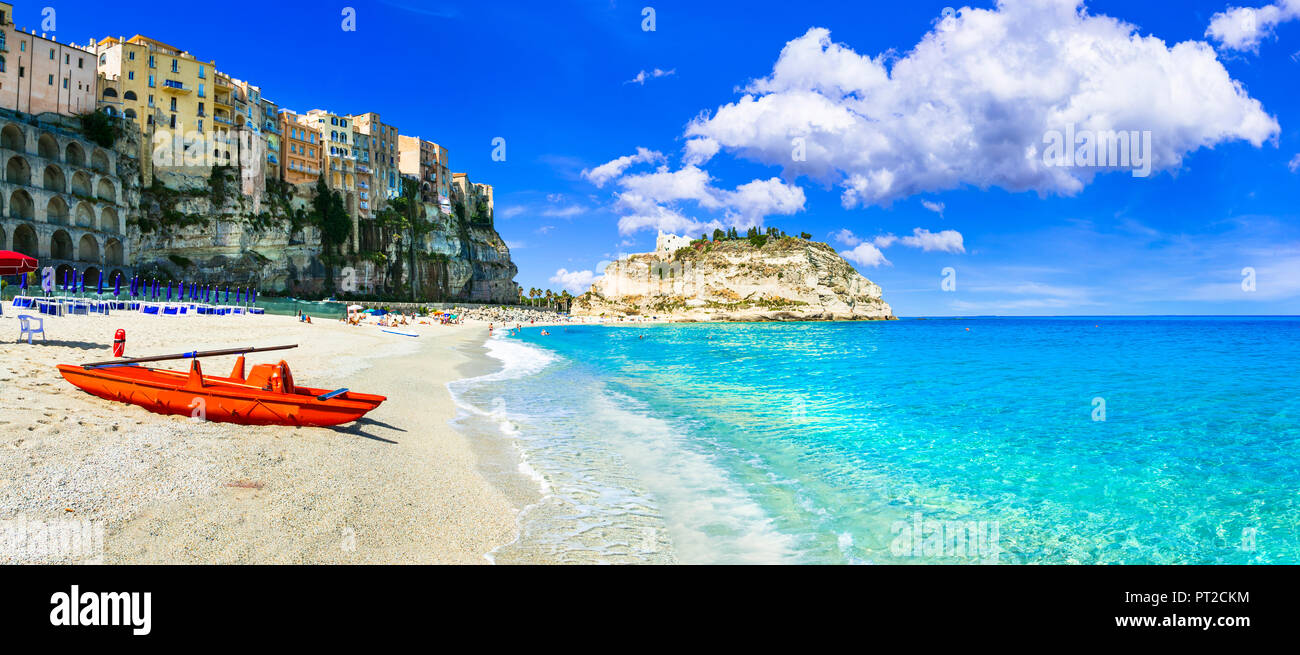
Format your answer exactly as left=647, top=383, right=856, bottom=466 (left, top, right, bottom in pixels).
left=80, top=344, right=298, bottom=369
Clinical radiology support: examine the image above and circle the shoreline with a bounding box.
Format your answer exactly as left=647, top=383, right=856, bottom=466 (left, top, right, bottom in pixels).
left=0, top=310, right=525, bottom=564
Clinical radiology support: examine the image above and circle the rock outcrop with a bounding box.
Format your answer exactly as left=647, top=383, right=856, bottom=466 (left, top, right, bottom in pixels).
left=129, top=167, right=518, bottom=303
left=573, top=232, right=895, bottom=321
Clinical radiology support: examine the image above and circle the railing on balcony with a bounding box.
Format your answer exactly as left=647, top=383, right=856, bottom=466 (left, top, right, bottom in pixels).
left=162, top=79, right=190, bottom=93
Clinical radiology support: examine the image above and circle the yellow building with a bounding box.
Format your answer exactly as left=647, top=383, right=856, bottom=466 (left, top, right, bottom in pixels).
left=95, top=35, right=223, bottom=159
left=278, top=110, right=320, bottom=186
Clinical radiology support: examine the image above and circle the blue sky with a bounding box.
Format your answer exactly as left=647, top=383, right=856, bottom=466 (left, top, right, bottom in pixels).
left=39, top=0, right=1300, bottom=315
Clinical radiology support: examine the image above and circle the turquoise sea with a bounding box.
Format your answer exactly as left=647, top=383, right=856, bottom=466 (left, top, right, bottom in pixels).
left=450, top=318, right=1300, bottom=564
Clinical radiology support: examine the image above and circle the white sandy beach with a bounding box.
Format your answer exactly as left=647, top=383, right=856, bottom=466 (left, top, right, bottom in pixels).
left=0, top=305, right=534, bottom=564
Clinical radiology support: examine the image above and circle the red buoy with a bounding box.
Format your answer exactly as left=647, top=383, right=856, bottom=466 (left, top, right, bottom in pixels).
left=112, top=329, right=125, bottom=357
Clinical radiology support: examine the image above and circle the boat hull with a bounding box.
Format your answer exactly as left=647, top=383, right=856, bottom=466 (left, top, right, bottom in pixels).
left=57, top=364, right=386, bottom=427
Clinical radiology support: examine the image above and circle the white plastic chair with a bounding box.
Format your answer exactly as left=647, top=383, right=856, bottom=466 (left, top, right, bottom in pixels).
left=17, top=315, right=45, bottom=344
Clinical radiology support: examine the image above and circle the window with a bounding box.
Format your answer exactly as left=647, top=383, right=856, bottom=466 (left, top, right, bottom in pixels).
left=148, top=74, right=155, bottom=87
left=197, top=83, right=204, bottom=98
left=62, top=77, right=68, bottom=89
left=148, top=94, right=154, bottom=107
left=127, top=71, right=134, bottom=81
left=128, top=51, right=135, bottom=61
left=198, top=119, right=203, bottom=131
left=64, top=54, right=69, bottom=64
left=169, top=97, right=176, bottom=111
left=148, top=54, right=154, bottom=68
left=78, top=57, right=83, bottom=68
left=197, top=102, right=205, bottom=116
left=20, top=41, right=25, bottom=52
left=171, top=59, right=178, bottom=73
left=0, top=56, right=4, bottom=73
left=124, top=90, right=136, bottom=101
left=100, top=54, right=107, bottom=65
left=47, top=74, right=53, bottom=85
left=169, top=115, right=175, bottom=129
left=198, top=65, right=205, bottom=79
left=49, top=48, right=54, bottom=59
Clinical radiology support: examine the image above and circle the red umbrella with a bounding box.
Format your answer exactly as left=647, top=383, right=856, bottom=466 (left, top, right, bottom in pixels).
left=0, top=250, right=37, bottom=276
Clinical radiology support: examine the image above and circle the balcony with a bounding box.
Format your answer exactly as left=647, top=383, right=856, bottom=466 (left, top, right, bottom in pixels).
left=162, top=79, right=191, bottom=94
left=213, top=115, right=233, bottom=126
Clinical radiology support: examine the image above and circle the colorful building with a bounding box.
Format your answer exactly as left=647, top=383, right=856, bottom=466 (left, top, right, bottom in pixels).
left=349, top=112, right=399, bottom=202
left=0, top=3, right=98, bottom=117
left=278, top=110, right=320, bottom=186
left=95, top=34, right=217, bottom=139
left=398, top=135, right=450, bottom=211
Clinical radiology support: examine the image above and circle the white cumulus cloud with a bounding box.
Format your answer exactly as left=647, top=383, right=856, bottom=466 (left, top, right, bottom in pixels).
left=582, top=148, right=666, bottom=188
left=550, top=268, right=598, bottom=293
left=1206, top=0, right=1300, bottom=51
left=840, top=242, right=891, bottom=268
left=684, top=1, right=1280, bottom=208
left=899, top=228, right=965, bottom=253
left=591, top=156, right=806, bottom=235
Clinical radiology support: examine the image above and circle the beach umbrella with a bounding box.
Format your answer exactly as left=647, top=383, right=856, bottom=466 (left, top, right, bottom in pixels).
left=179, top=280, right=185, bottom=301
left=78, top=270, right=85, bottom=294
left=97, top=270, right=104, bottom=296
left=166, top=282, right=173, bottom=302
left=236, top=288, right=243, bottom=304
left=224, top=287, right=230, bottom=303
left=62, top=269, right=69, bottom=292
left=114, top=274, right=121, bottom=296
left=0, top=250, right=37, bottom=276
left=20, top=270, right=28, bottom=292
left=250, top=288, right=257, bottom=304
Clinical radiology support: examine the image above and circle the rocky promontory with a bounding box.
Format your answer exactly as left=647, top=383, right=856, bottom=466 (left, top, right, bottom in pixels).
left=572, top=232, right=895, bottom=322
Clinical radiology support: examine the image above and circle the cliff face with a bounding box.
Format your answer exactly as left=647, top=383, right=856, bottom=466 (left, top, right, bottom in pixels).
left=128, top=167, right=518, bottom=303
left=573, top=233, right=895, bottom=321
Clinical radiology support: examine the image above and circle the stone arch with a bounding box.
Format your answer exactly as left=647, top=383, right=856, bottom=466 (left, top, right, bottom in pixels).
left=71, top=171, right=92, bottom=196
left=100, top=206, right=119, bottom=233
left=8, top=188, right=34, bottom=220
left=65, top=142, right=86, bottom=168
left=46, top=196, right=69, bottom=225
left=78, top=234, right=99, bottom=262
left=83, top=266, right=102, bottom=288
left=75, top=201, right=95, bottom=228
left=37, top=133, right=59, bottom=160
left=55, top=263, right=75, bottom=287
left=51, top=229, right=74, bottom=260
left=1, top=123, right=24, bottom=152
left=108, top=268, right=127, bottom=289
left=43, top=164, right=66, bottom=192
left=123, top=90, right=137, bottom=101
left=12, top=224, right=38, bottom=257
left=5, top=154, right=30, bottom=184
left=123, top=108, right=137, bottom=120
left=96, top=178, right=116, bottom=203
left=105, top=239, right=124, bottom=266
left=91, top=149, right=110, bottom=174
left=0, top=224, right=5, bottom=251
left=101, top=88, right=118, bottom=99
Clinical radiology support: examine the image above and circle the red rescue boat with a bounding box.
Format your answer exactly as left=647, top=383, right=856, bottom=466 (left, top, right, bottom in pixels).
left=57, top=345, right=386, bottom=427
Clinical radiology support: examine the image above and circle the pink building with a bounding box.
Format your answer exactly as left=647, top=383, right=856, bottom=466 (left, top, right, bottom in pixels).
left=0, top=3, right=98, bottom=116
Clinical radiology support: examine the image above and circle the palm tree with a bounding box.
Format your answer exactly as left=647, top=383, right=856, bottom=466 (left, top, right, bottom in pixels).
left=545, top=289, right=554, bottom=310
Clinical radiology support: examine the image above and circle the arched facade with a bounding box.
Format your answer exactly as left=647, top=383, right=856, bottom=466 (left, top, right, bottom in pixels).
left=78, top=234, right=99, bottom=262
left=12, top=224, right=38, bottom=257
left=6, top=155, right=30, bottom=185
left=43, top=164, right=66, bottom=193
left=0, top=120, right=132, bottom=275
left=51, top=229, right=73, bottom=260
left=75, top=201, right=95, bottom=228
